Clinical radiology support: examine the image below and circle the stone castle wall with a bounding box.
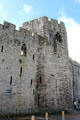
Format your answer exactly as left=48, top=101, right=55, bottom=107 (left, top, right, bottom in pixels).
left=0, top=17, right=72, bottom=114
left=69, top=58, right=80, bottom=101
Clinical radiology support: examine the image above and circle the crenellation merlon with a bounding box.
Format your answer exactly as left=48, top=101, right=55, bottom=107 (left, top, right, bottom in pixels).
left=59, top=22, right=66, bottom=32
left=30, top=19, right=38, bottom=25
left=39, top=16, right=48, bottom=24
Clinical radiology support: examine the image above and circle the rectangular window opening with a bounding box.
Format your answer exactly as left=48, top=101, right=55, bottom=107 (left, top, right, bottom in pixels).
left=20, top=67, right=22, bottom=77
left=21, top=43, right=27, bottom=56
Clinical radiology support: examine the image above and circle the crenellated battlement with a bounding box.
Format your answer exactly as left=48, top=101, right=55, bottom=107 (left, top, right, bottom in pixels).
left=22, top=16, right=66, bottom=38
left=0, top=21, right=32, bottom=36
left=0, top=20, right=47, bottom=45
left=0, top=17, right=67, bottom=51
left=0, top=17, right=66, bottom=43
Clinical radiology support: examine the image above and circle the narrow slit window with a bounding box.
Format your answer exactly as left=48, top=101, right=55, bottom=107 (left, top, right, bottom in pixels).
left=10, top=76, right=12, bottom=85
left=40, top=76, right=42, bottom=83
left=33, top=54, right=34, bottom=60
left=31, top=79, right=32, bottom=85
left=1, top=46, right=3, bottom=52
left=24, top=46, right=26, bottom=56
left=20, top=67, right=22, bottom=77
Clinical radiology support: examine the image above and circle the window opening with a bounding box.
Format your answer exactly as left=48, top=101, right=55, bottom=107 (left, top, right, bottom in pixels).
left=10, top=76, right=12, bottom=85
left=33, top=54, right=34, bottom=60
left=40, top=76, right=42, bottom=83
left=31, top=79, right=32, bottom=85
left=56, top=32, right=62, bottom=43
left=1, top=46, right=3, bottom=52
left=21, top=43, right=26, bottom=56
left=20, top=67, right=22, bottom=77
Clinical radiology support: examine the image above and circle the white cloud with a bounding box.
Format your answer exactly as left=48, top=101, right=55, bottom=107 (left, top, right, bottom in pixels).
left=59, top=12, right=80, bottom=63
left=23, top=4, right=33, bottom=14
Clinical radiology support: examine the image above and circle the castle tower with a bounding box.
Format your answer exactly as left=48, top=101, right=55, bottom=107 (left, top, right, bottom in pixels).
left=23, top=16, right=72, bottom=111
left=0, top=17, right=72, bottom=114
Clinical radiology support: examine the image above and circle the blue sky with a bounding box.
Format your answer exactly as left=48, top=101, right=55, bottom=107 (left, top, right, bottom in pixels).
left=0, top=0, right=80, bottom=62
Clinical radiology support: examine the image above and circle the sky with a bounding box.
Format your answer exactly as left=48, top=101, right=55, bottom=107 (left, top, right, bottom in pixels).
left=0, top=0, right=80, bottom=63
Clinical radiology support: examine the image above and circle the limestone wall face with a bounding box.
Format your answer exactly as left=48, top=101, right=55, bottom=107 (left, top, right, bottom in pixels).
left=0, top=17, right=72, bottom=114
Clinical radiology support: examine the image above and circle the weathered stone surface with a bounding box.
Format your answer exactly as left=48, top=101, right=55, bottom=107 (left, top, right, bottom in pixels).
left=69, top=58, right=80, bottom=101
